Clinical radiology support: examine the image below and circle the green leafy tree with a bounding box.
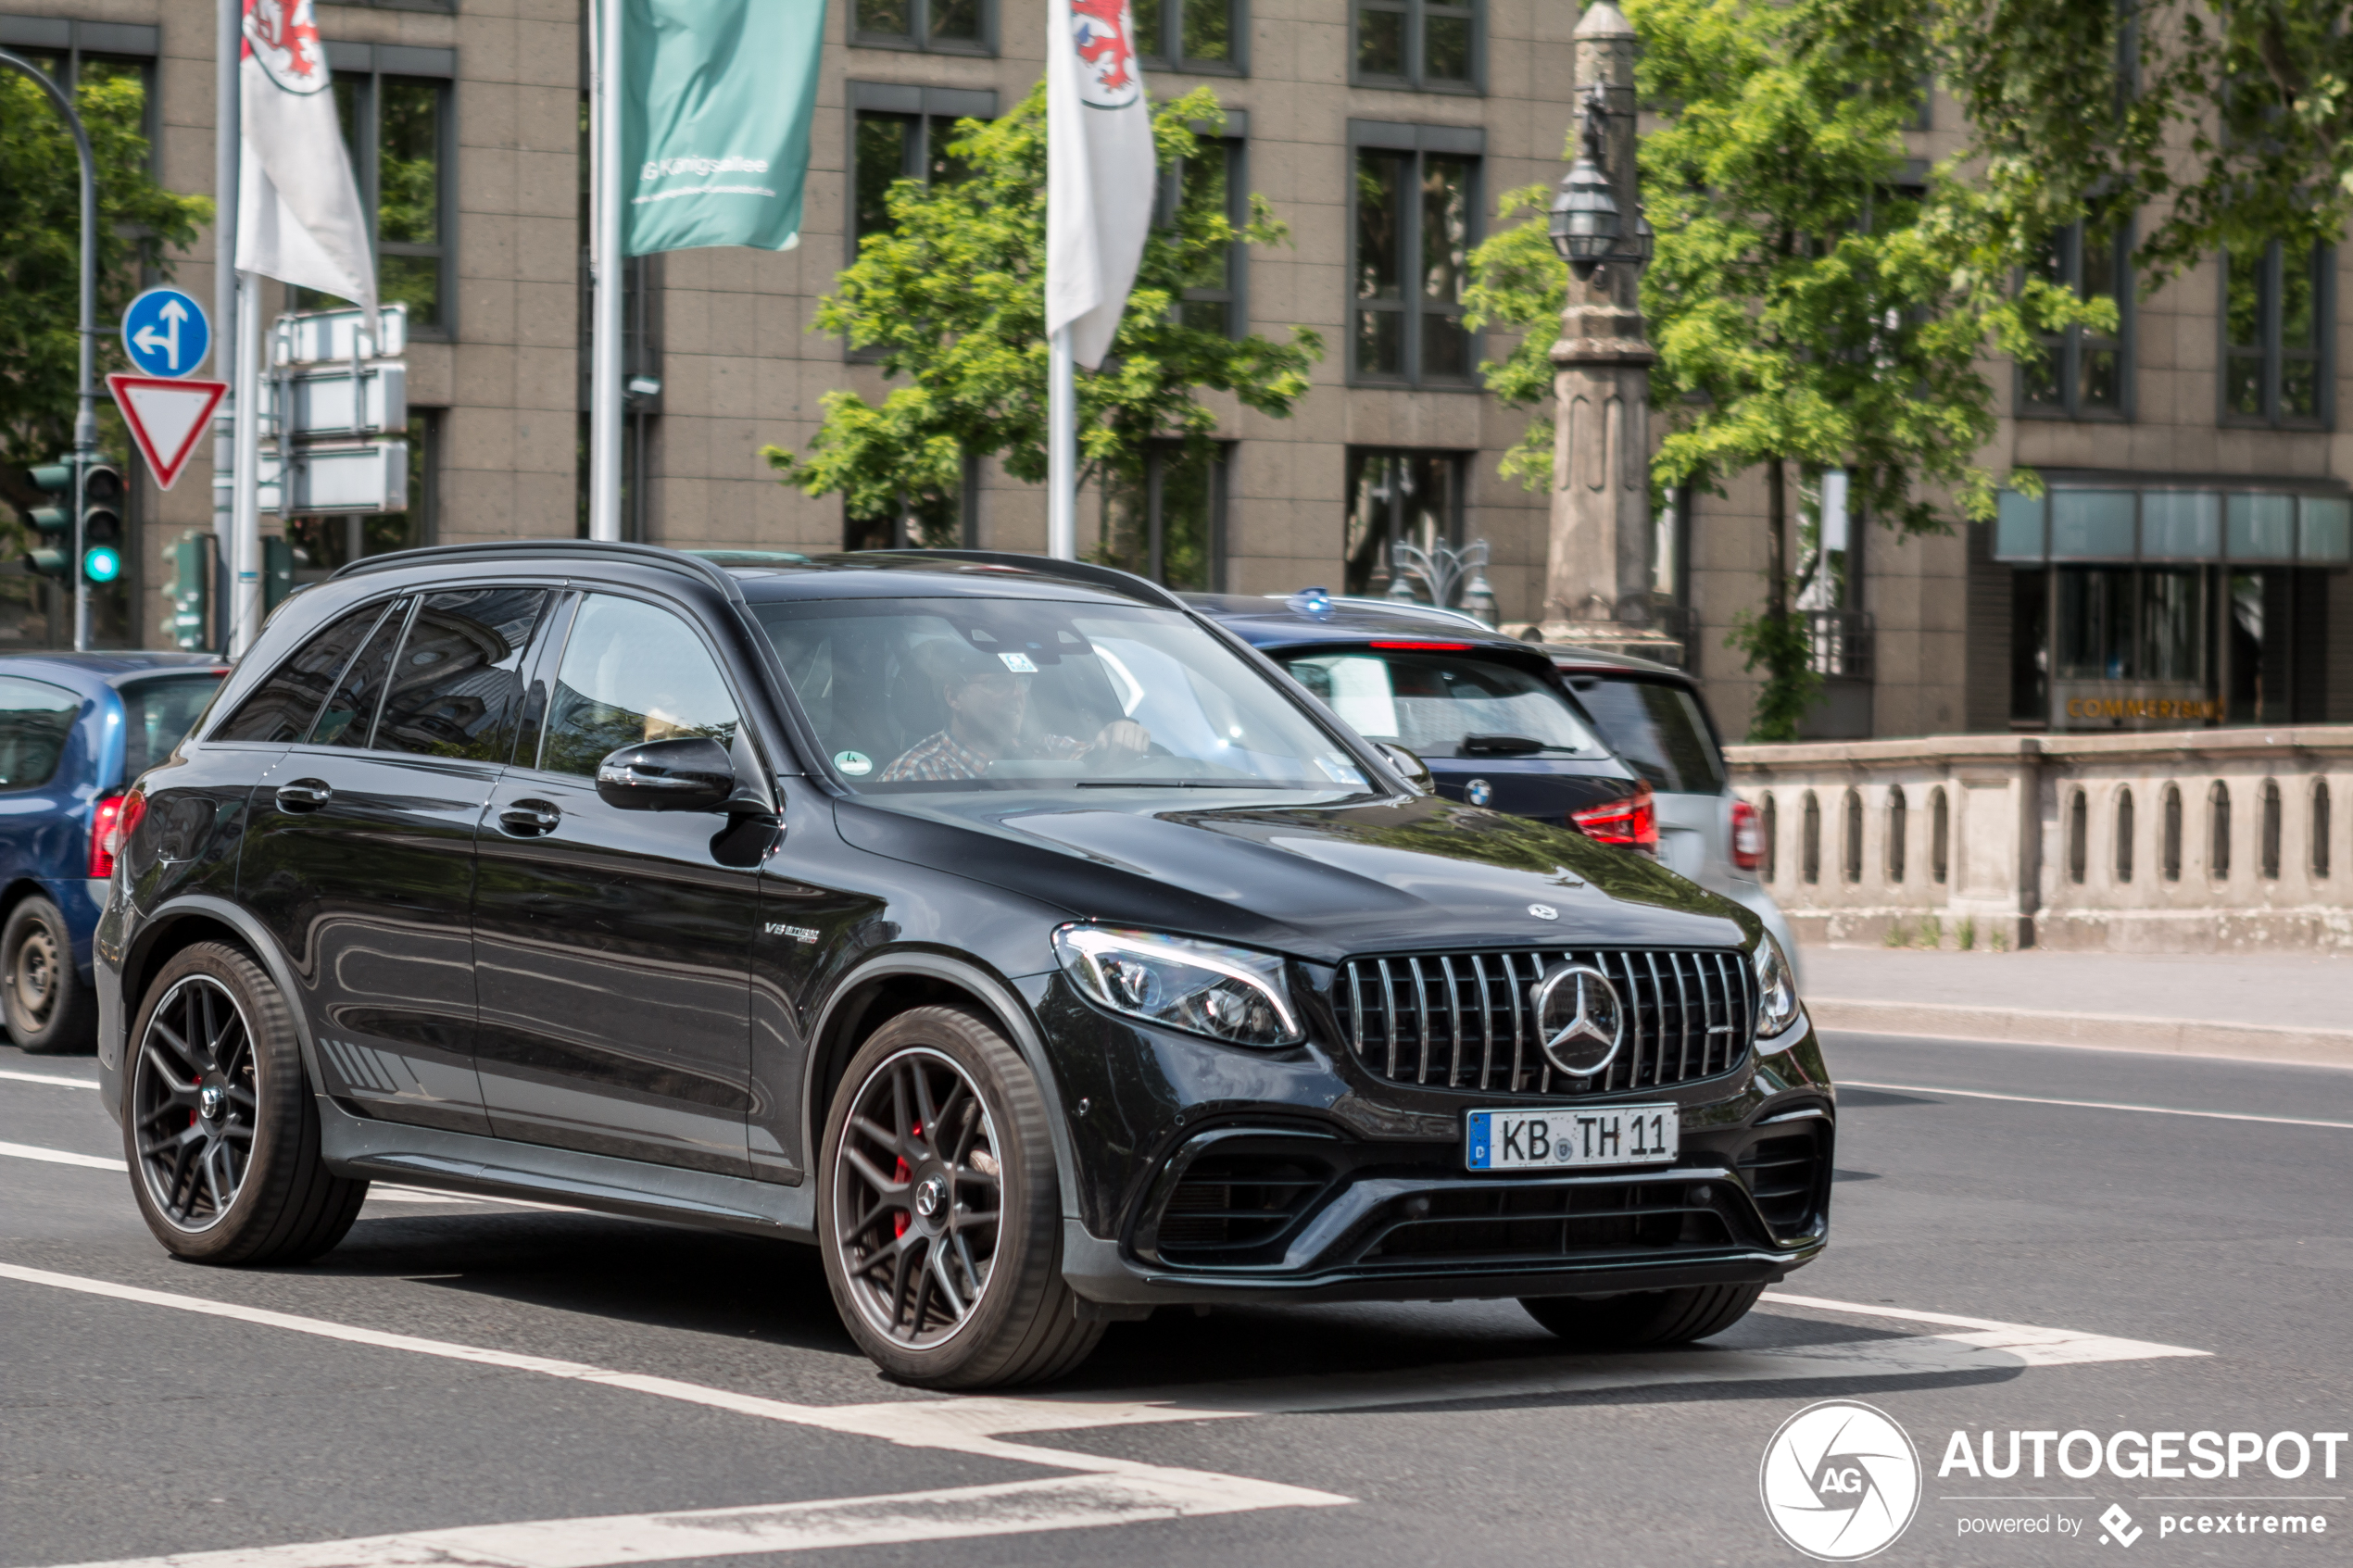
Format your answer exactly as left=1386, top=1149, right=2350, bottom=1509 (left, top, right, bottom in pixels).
left=1466, top=0, right=2098, bottom=739
left=0, top=65, right=213, bottom=520
left=764, top=85, right=1320, bottom=536
left=1939, top=0, right=2353, bottom=280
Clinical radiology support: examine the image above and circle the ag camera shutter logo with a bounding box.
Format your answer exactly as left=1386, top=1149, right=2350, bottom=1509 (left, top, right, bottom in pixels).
left=1760, top=1399, right=1922, bottom=1561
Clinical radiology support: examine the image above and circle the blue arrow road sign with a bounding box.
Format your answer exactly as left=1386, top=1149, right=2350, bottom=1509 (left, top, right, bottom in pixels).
left=121, top=287, right=210, bottom=379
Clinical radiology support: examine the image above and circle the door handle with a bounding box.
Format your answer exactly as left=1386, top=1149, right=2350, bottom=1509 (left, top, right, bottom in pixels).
left=275, top=780, right=333, bottom=812
left=498, top=800, right=562, bottom=837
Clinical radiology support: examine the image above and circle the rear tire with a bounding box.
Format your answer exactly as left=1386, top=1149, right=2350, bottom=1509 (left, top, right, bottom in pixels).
left=817, top=1005, right=1102, bottom=1389
left=1520, top=1281, right=1765, bottom=1348
left=3, top=895, right=96, bottom=1054
left=122, top=942, right=365, bottom=1265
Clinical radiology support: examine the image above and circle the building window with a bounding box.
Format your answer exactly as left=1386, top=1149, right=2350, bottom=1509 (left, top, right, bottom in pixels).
left=851, top=0, right=992, bottom=55
left=1161, top=130, right=1246, bottom=336
left=287, top=410, right=438, bottom=583
left=2021, top=216, right=2130, bottom=419
left=1101, top=442, right=1228, bottom=592
left=1134, top=0, right=1243, bottom=73
left=1350, top=125, right=1481, bottom=385
left=2222, top=236, right=2330, bottom=427
left=292, top=49, right=454, bottom=332
left=1352, top=0, right=1478, bottom=92
left=849, top=85, right=997, bottom=250
left=1344, top=447, right=1466, bottom=596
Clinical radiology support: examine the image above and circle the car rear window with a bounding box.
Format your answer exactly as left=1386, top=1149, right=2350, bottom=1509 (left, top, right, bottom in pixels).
left=0, top=675, right=81, bottom=790
left=1279, top=649, right=1603, bottom=759
left=120, top=673, right=229, bottom=778
left=1566, top=675, right=1728, bottom=795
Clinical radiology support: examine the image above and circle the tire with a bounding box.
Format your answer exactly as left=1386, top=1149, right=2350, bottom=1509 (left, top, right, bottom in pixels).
left=121, top=942, right=366, bottom=1265
left=3, top=895, right=97, bottom=1054
left=817, top=1005, right=1103, bottom=1389
left=1520, top=1281, right=1766, bottom=1348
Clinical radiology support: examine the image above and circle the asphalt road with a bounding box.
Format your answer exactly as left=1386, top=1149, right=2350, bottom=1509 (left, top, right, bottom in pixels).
left=4, top=1029, right=2347, bottom=1568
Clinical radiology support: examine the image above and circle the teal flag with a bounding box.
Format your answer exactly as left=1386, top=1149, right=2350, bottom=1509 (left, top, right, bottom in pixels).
left=623, top=0, right=824, bottom=257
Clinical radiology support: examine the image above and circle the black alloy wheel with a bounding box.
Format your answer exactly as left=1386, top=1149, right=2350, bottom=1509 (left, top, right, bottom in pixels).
left=123, top=943, right=366, bottom=1263
left=817, top=1006, right=1101, bottom=1388
left=2, top=896, right=96, bottom=1053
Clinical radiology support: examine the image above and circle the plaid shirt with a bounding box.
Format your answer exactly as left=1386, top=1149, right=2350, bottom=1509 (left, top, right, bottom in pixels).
left=879, top=728, right=1085, bottom=782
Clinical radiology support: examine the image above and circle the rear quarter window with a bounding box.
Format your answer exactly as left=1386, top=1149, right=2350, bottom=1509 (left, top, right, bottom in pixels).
left=1567, top=676, right=1728, bottom=795
left=0, top=675, right=82, bottom=789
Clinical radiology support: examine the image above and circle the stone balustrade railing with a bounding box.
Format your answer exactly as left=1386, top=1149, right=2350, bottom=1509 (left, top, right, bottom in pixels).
left=1725, top=727, right=2353, bottom=952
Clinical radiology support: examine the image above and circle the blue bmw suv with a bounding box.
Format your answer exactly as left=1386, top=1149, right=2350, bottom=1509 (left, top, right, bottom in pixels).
left=0, top=653, right=227, bottom=1051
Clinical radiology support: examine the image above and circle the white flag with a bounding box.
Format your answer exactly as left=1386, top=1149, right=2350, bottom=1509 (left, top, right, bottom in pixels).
left=1045, top=0, right=1155, bottom=370
left=234, top=0, right=376, bottom=320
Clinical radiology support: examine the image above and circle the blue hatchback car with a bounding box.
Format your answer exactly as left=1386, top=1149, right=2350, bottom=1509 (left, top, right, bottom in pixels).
left=0, top=653, right=228, bottom=1052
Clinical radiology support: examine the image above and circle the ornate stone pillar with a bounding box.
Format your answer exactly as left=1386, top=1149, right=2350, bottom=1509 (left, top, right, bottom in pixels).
left=1540, top=3, right=1656, bottom=645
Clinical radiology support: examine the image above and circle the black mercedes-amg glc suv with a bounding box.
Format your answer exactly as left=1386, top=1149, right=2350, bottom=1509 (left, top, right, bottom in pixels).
left=94, top=543, right=1832, bottom=1388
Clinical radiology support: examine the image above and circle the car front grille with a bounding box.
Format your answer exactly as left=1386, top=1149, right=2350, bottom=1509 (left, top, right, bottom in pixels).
left=1335, top=948, right=1755, bottom=1097
left=1359, top=1180, right=1735, bottom=1264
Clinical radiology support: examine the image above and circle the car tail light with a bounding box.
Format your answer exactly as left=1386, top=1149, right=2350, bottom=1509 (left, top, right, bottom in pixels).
left=1730, top=797, right=1764, bottom=871
left=1572, top=782, right=1657, bottom=855
left=91, top=789, right=144, bottom=879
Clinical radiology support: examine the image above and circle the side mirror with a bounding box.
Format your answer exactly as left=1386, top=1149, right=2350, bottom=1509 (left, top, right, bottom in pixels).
left=597, top=737, right=739, bottom=812
left=1376, top=741, right=1434, bottom=795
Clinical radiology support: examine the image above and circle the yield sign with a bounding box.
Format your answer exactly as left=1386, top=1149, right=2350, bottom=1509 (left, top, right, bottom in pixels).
left=107, top=373, right=227, bottom=491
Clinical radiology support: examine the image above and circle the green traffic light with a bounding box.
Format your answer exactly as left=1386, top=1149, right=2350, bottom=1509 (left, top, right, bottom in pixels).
left=82, top=545, right=122, bottom=583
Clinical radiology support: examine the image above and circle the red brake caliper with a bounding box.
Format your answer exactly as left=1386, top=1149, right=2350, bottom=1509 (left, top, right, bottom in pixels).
left=892, top=1122, right=921, bottom=1238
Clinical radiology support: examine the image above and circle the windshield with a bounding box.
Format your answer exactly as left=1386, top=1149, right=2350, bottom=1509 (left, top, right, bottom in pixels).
left=1567, top=675, right=1727, bottom=794
left=756, top=598, right=1372, bottom=793
left=120, top=673, right=229, bottom=779
left=1278, top=649, right=1603, bottom=759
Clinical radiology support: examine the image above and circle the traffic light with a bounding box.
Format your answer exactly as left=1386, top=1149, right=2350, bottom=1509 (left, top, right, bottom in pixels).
left=81, top=463, right=123, bottom=584
left=22, top=462, right=72, bottom=583
left=263, top=535, right=294, bottom=612
left=163, top=531, right=212, bottom=650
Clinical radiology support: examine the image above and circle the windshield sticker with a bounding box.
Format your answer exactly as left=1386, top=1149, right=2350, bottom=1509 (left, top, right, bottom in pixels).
left=833, top=750, right=874, bottom=776
left=997, top=651, right=1038, bottom=673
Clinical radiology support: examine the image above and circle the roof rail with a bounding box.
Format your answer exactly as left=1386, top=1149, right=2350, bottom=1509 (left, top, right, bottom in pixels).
left=869, top=549, right=1189, bottom=611
left=330, top=538, right=743, bottom=600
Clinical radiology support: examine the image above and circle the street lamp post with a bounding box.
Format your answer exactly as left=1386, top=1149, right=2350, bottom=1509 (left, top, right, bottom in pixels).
left=1538, top=6, right=1667, bottom=656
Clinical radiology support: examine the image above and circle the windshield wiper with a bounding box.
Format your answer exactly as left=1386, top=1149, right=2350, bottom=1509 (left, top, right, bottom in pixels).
left=1073, top=778, right=1298, bottom=789
left=1460, top=734, right=1550, bottom=756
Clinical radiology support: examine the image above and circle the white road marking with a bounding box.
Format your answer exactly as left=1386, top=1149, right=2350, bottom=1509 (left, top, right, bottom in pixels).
left=1842, top=1079, right=2353, bottom=1131
left=0, top=1068, right=96, bottom=1089
left=28, top=1471, right=1350, bottom=1568
left=0, top=1140, right=123, bottom=1172
left=1760, top=1292, right=2210, bottom=1367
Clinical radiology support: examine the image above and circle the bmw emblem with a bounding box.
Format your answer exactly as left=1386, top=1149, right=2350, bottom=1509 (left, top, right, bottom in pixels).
left=1466, top=778, right=1492, bottom=807
left=1531, top=963, right=1625, bottom=1076
left=1528, top=903, right=1558, bottom=921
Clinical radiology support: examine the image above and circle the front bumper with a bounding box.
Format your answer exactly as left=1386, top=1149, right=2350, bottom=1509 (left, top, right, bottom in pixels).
left=1025, top=971, right=1835, bottom=1308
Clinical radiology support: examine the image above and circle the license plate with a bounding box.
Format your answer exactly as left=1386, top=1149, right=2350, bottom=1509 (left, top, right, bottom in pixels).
left=1466, top=1104, right=1679, bottom=1171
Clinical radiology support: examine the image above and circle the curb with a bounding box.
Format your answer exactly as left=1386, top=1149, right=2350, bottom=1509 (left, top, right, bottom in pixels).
left=1806, top=997, right=2353, bottom=1070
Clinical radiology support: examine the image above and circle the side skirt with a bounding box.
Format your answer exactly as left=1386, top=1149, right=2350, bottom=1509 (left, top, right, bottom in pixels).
left=318, top=1097, right=816, bottom=1242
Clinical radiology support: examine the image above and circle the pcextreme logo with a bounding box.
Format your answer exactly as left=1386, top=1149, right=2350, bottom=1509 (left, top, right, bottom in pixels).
left=1760, top=1399, right=1924, bottom=1561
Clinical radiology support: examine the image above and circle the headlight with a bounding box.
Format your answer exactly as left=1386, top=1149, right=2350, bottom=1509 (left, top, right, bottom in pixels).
left=1052, top=925, right=1303, bottom=1048
left=1753, top=932, right=1804, bottom=1048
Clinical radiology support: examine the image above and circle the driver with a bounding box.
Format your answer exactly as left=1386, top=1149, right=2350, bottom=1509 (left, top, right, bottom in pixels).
left=881, top=639, right=1151, bottom=782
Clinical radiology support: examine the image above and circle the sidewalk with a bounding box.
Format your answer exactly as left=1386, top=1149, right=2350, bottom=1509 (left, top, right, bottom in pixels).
left=1799, top=947, right=2353, bottom=1067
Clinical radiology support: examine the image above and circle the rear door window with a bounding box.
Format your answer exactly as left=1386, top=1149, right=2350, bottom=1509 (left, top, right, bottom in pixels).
left=1567, top=676, right=1728, bottom=795
left=309, top=600, right=410, bottom=747
left=120, top=672, right=231, bottom=777
left=212, top=602, right=397, bottom=744
left=373, top=588, right=551, bottom=761
left=0, top=675, right=82, bottom=789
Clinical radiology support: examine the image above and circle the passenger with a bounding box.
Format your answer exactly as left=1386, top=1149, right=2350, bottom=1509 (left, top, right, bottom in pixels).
left=882, top=640, right=1150, bottom=781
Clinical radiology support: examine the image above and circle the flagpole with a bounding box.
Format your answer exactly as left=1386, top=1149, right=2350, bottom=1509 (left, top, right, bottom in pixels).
left=230, top=269, right=262, bottom=656
left=587, top=0, right=623, bottom=544
left=1047, top=326, right=1076, bottom=559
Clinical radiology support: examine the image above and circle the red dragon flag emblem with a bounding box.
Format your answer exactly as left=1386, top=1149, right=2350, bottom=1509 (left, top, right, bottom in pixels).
left=1068, top=0, right=1140, bottom=108
left=241, top=0, right=329, bottom=95
left=1046, top=0, right=1155, bottom=368
left=237, top=0, right=376, bottom=319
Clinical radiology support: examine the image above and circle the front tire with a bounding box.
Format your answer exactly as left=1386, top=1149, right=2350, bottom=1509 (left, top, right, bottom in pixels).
left=3, top=895, right=96, bottom=1054
left=817, top=1006, right=1102, bottom=1389
left=122, top=942, right=366, bottom=1264
left=1520, top=1281, right=1765, bottom=1348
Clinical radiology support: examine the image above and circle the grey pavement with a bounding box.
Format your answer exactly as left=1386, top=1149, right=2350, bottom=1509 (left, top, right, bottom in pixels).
left=4, top=1033, right=2350, bottom=1568
left=1802, top=945, right=2353, bottom=1064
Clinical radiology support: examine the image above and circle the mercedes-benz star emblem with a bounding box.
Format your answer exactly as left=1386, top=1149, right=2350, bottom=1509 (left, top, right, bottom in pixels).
left=1531, top=963, right=1624, bottom=1076
left=1527, top=903, right=1558, bottom=921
